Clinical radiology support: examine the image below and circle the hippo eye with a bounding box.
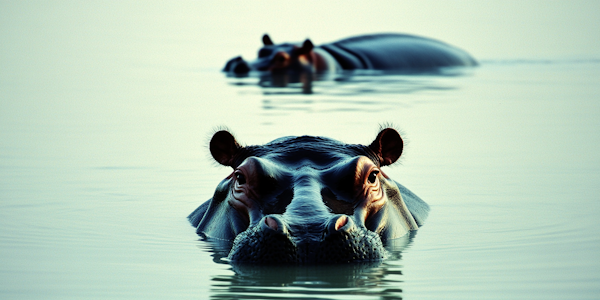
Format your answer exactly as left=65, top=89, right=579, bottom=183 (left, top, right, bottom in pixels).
left=235, top=171, right=246, bottom=185
left=274, top=53, right=286, bottom=63
left=368, top=170, right=379, bottom=184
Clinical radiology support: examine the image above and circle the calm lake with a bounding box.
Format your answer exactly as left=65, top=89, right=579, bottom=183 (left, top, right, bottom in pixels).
left=1, top=1, right=599, bottom=299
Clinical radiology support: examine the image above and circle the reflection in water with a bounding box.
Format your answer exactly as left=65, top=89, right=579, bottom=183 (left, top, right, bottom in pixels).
left=204, top=233, right=415, bottom=300
left=228, top=69, right=472, bottom=114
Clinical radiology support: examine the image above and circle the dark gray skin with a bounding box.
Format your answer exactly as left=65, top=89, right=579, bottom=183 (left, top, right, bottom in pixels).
left=189, top=128, right=429, bottom=264
left=223, top=33, right=477, bottom=75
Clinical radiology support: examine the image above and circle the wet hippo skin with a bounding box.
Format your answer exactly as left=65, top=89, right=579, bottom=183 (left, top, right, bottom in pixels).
left=189, top=128, right=429, bottom=264
left=223, top=33, right=477, bottom=75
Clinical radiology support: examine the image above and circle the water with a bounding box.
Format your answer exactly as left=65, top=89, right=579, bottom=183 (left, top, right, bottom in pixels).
left=1, top=2, right=600, bottom=299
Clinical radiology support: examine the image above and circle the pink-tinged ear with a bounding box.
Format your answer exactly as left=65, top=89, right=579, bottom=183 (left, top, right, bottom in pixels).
left=210, top=130, right=242, bottom=167
left=369, top=128, right=403, bottom=166
left=262, top=34, right=274, bottom=46
left=299, top=39, right=314, bottom=54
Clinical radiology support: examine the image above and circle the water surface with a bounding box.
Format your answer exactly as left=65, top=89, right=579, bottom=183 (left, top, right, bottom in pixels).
left=1, top=2, right=599, bottom=299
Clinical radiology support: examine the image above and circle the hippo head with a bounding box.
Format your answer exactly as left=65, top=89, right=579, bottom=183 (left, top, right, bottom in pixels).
left=223, top=34, right=317, bottom=75
left=189, top=128, right=429, bottom=264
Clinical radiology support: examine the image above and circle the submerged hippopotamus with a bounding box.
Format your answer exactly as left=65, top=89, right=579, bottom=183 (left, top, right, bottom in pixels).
left=223, top=33, right=477, bottom=75
left=189, top=128, right=429, bottom=264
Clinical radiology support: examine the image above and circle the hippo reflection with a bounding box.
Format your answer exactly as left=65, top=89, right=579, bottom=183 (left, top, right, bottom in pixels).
left=189, top=128, right=429, bottom=263
left=223, top=33, right=477, bottom=75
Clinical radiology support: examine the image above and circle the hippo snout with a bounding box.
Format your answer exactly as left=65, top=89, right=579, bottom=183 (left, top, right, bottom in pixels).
left=223, top=56, right=250, bottom=74
left=319, top=216, right=387, bottom=263
left=228, top=214, right=386, bottom=264
left=228, top=216, right=298, bottom=264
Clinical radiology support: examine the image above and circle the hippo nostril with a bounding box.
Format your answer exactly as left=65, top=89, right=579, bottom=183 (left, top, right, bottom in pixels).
left=260, top=215, right=288, bottom=234
left=328, top=215, right=355, bottom=235
left=265, top=217, right=278, bottom=230
left=334, top=215, right=348, bottom=231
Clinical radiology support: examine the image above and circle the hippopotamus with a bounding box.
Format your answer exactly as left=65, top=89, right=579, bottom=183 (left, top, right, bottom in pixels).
left=223, top=33, right=477, bottom=75
left=189, top=128, right=429, bottom=264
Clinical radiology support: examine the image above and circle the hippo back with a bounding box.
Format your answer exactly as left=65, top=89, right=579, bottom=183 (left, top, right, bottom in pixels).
left=321, top=33, right=477, bottom=70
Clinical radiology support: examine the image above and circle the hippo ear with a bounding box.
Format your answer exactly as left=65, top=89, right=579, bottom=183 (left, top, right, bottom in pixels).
left=262, top=34, right=274, bottom=46
left=299, top=39, right=314, bottom=54
left=369, top=128, right=403, bottom=166
left=210, top=130, right=242, bottom=167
